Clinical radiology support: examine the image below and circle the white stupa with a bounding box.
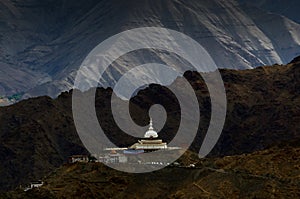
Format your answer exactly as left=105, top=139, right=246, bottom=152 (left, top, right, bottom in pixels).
left=129, top=118, right=167, bottom=151
left=144, top=118, right=158, bottom=139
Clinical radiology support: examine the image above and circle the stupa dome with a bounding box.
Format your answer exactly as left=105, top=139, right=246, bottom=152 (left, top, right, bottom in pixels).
left=144, top=118, right=158, bottom=138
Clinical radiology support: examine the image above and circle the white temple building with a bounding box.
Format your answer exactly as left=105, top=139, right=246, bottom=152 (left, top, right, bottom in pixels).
left=129, top=118, right=167, bottom=151
left=104, top=118, right=181, bottom=155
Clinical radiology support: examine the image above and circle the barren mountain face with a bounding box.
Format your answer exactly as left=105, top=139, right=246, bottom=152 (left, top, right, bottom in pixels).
left=0, top=0, right=300, bottom=100
left=238, top=0, right=300, bottom=24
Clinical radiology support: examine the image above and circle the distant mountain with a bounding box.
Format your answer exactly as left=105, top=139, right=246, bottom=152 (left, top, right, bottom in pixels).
left=0, top=58, right=299, bottom=190
left=238, top=0, right=300, bottom=23
left=0, top=0, right=300, bottom=99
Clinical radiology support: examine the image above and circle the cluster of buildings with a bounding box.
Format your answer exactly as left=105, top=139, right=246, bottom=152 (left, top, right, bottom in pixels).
left=101, top=118, right=181, bottom=164
left=23, top=119, right=181, bottom=192
left=69, top=118, right=181, bottom=164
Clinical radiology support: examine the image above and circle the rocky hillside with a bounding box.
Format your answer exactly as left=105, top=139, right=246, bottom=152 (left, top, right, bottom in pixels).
left=0, top=58, right=299, bottom=191
left=1, top=0, right=300, bottom=99
left=0, top=95, right=88, bottom=191
left=3, top=146, right=300, bottom=198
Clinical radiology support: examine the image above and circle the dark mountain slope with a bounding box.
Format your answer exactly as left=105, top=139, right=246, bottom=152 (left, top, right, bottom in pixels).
left=0, top=95, right=88, bottom=190
left=0, top=58, right=299, bottom=190
left=3, top=146, right=300, bottom=198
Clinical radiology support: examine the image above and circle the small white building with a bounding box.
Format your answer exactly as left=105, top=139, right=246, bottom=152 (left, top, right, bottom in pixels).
left=24, top=181, right=44, bottom=191
left=99, top=153, right=128, bottom=163
left=30, top=181, right=44, bottom=188
left=68, top=155, right=89, bottom=163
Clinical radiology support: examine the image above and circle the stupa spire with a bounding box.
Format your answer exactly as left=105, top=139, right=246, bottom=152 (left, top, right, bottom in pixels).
left=149, top=117, right=154, bottom=130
